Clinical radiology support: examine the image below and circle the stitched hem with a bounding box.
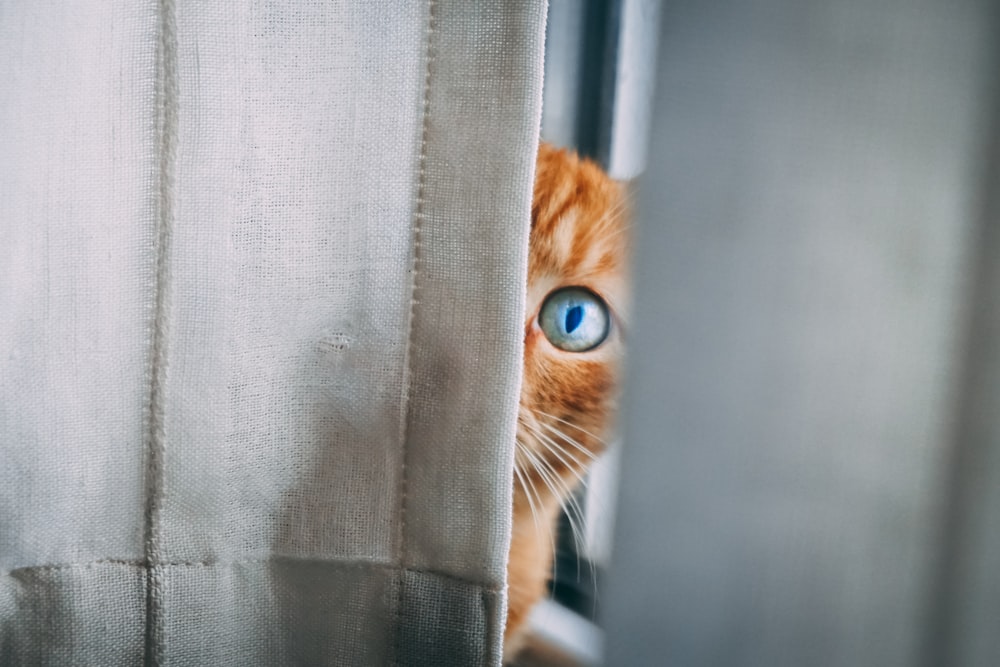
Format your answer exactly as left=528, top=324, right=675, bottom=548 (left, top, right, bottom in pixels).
left=393, top=0, right=438, bottom=664
left=144, top=0, right=179, bottom=663
left=1, top=556, right=501, bottom=593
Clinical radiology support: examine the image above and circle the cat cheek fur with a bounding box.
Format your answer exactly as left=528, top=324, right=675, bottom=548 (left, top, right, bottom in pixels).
left=504, top=142, right=629, bottom=656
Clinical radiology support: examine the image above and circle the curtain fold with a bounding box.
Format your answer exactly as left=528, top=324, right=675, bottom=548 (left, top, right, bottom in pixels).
left=0, top=1, right=546, bottom=663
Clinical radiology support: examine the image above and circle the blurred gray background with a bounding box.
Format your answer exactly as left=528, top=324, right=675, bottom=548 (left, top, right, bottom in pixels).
left=601, top=0, right=1000, bottom=665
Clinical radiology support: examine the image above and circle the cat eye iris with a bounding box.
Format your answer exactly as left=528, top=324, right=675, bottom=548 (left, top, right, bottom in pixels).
left=538, top=287, right=610, bottom=352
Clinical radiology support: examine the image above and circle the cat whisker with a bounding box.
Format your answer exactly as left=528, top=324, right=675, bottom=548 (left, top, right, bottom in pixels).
left=541, top=427, right=610, bottom=608
left=521, top=422, right=592, bottom=483
left=525, top=418, right=607, bottom=591
left=532, top=409, right=609, bottom=448
left=519, top=436, right=579, bottom=502
left=517, top=442, right=588, bottom=579
left=532, top=426, right=597, bottom=474
left=536, top=421, right=603, bottom=465
left=514, top=441, right=546, bottom=540
left=524, top=438, right=587, bottom=560
left=515, top=441, right=560, bottom=582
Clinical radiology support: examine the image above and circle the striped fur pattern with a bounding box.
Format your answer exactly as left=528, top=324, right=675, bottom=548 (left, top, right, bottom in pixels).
left=505, top=143, right=630, bottom=654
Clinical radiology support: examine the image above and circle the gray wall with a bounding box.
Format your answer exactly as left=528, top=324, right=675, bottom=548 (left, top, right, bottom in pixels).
left=602, top=1, right=1000, bottom=665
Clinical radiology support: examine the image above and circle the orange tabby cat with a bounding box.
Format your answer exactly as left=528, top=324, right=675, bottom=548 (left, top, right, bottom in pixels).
left=505, top=143, right=630, bottom=655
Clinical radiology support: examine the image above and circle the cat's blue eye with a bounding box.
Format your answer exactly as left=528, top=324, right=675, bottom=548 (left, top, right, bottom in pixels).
left=538, top=287, right=610, bottom=352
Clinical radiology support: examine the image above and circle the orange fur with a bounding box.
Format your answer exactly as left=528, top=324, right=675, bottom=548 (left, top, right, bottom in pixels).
left=505, top=143, right=630, bottom=654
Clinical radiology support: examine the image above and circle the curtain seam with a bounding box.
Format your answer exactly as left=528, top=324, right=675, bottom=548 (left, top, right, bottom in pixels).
left=143, top=0, right=179, bottom=663
left=392, top=0, right=438, bottom=663
left=1, top=558, right=503, bottom=592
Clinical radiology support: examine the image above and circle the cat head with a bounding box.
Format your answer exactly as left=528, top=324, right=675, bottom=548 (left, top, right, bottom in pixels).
left=516, top=143, right=630, bottom=489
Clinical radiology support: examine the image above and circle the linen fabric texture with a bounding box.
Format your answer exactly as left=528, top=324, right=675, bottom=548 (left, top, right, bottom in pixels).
left=0, top=1, right=546, bottom=664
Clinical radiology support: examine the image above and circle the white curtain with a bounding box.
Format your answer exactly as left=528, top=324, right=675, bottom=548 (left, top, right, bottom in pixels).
left=0, top=1, right=546, bottom=663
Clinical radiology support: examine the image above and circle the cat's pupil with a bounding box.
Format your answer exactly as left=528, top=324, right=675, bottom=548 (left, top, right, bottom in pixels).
left=565, top=305, right=583, bottom=334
